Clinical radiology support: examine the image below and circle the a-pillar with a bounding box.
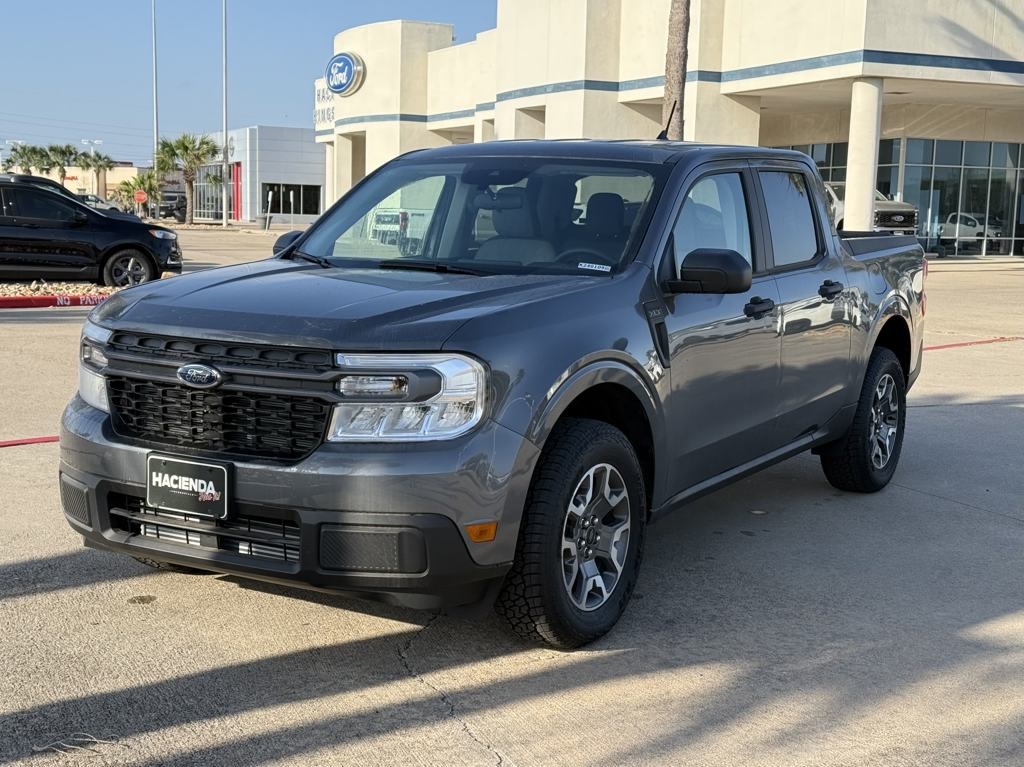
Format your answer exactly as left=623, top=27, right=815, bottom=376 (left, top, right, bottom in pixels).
left=845, top=78, right=884, bottom=231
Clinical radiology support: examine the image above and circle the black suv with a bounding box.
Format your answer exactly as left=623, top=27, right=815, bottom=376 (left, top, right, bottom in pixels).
left=0, top=177, right=182, bottom=286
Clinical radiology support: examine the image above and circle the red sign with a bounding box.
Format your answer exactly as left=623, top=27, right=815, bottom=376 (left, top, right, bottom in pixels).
left=133, top=190, right=148, bottom=203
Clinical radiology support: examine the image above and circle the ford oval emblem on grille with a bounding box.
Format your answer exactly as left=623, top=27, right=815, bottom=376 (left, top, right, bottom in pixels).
left=176, top=363, right=223, bottom=389
left=893, top=215, right=905, bottom=222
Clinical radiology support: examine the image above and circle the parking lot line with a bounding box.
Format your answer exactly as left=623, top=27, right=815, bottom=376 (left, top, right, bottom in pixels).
left=924, top=336, right=1023, bottom=351
left=0, top=435, right=59, bottom=449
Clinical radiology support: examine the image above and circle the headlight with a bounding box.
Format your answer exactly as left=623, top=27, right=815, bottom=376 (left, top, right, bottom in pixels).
left=149, top=229, right=177, bottom=240
left=328, top=354, right=486, bottom=441
left=79, top=320, right=112, bottom=412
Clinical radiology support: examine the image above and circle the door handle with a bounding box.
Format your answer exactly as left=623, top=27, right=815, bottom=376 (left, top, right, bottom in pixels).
left=819, top=279, right=844, bottom=299
left=743, top=296, right=776, bottom=318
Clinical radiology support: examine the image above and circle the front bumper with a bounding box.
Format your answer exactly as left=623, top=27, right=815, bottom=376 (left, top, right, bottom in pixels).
left=59, top=396, right=539, bottom=610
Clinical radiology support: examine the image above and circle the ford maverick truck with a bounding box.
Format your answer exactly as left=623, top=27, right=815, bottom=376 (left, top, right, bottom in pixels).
left=60, top=141, right=925, bottom=648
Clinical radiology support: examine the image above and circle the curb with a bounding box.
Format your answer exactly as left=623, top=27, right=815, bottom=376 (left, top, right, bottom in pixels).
left=0, top=294, right=109, bottom=309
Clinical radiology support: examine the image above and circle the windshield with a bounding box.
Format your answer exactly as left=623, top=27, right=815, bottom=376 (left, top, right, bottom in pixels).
left=298, top=158, right=664, bottom=275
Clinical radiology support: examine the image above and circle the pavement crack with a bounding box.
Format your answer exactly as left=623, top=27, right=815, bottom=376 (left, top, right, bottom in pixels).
left=398, top=613, right=509, bottom=767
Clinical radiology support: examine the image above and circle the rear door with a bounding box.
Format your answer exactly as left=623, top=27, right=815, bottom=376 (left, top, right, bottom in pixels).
left=1, top=187, right=98, bottom=279
left=751, top=162, right=853, bottom=443
left=660, top=162, right=783, bottom=491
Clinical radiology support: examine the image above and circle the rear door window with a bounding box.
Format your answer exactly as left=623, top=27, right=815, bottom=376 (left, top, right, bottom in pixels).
left=758, top=171, right=820, bottom=268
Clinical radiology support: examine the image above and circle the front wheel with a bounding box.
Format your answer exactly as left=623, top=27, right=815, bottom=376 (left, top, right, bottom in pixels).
left=496, top=418, right=646, bottom=649
left=819, top=347, right=907, bottom=492
left=103, top=250, right=156, bottom=287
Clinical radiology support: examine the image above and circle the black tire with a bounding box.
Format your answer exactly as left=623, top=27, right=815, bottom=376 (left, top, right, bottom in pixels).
left=131, top=556, right=206, bottom=574
left=819, top=347, right=906, bottom=492
left=102, top=249, right=156, bottom=287
left=495, top=418, right=646, bottom=649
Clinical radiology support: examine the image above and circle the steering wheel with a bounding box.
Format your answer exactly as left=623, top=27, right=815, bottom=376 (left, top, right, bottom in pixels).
left=555, top=247, right=616, bottom=266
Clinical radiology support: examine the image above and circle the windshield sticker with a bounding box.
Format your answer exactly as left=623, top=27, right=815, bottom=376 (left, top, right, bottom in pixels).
left=578, top=262, right=612, bottom=273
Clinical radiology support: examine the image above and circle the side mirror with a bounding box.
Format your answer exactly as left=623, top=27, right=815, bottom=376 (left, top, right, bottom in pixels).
left=272, top=230, right=303, bottom=255
left=72, top=210, right=89, bottom=225
left=665, top=248, right=752, bottom=294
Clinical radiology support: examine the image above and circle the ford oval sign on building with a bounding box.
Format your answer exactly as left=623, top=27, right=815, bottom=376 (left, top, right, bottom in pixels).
left=325, top=52, right=365, bottom=96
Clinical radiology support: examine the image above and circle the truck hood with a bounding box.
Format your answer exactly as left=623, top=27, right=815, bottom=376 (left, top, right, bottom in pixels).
left=94, top=258, right=603, bottom=350
left=875, top=199, right=916, bottom=213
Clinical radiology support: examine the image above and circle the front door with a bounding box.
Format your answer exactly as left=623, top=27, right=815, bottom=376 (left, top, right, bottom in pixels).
left=0, top=187, right=97, bottom=279
left=661, top=166, right=783, bottom=492
left=753, top=166, right=853, bottom=442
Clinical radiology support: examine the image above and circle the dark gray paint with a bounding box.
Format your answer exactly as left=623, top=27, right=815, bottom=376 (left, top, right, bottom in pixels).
left=67, top=141, right=926, bottom=600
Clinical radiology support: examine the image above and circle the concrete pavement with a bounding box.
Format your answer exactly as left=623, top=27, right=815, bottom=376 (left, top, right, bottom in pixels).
left=1, top=239, right=1022, bottom=765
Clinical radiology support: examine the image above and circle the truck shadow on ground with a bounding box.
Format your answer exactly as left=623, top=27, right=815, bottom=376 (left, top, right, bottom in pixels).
left=5, top=395, right=1023, bottom=765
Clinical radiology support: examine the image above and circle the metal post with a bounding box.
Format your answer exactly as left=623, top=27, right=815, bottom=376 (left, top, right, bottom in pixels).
left=152, top=0, right=159, bottom=174
left=222, top=0, right=229, bottom=227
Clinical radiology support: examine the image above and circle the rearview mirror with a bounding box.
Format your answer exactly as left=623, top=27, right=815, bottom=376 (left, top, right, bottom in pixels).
left=272, top=230, right=303, bottom=255
left=665, top=248, right=752, bottom=294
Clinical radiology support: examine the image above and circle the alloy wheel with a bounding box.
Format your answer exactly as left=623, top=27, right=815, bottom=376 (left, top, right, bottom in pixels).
left=561, top=463, right=631, bottom=612
left=869, top=373, right=900, bottom=469
left=110, top=255, right=149, bottom=286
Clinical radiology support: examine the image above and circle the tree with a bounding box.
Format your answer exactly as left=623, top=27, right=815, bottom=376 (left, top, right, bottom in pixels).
left=46, top=144, right=82, bottom=186
left=662, top=0, right=691, bottom=141
left=8, top=144, right=44, bottom=175
left=157, top=133, right=220, bottom=224
left=115, top=171, right=161, bottom=214
left=79, top=152, right=116, bottom=197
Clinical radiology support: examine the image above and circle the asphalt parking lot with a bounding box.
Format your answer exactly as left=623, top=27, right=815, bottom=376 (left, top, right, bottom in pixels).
left=1, top=232, right=1022, bottom=766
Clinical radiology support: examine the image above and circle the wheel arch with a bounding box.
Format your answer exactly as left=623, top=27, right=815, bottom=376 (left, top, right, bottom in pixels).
left=528, top=361, right=665, bottom=512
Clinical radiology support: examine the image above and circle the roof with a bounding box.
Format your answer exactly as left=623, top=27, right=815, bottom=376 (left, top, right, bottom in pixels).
left=398, top=139, right=809, bottom=165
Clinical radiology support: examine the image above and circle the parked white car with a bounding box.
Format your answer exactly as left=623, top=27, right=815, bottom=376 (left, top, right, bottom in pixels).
left=938, top=212, right=1002, bottom=244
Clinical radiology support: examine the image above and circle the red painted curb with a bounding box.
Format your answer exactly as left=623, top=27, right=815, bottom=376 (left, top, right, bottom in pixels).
left=0, top=435, right=60, bottom=448
left=0, top=294, right=109, bottom=309
left=924, top=336, right=1023, bottom=352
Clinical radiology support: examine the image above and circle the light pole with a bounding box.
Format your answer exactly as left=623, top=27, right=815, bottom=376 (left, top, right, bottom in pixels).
left=81, top=138, right=103, bottom=156
left=221, top=0, right=229, bottom=228
left=152, top=0, right=159, bottom=174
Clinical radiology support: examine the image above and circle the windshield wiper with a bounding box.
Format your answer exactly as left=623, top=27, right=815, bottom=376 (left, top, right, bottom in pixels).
left=377, top=259, right=492, bottom=276
left=289, top=250, right=333, bottom=269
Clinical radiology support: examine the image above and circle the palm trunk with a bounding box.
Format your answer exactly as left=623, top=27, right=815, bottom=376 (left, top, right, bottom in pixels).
left=662, top=0, right=691, bottom=141
left=185, top=181, right=194, bottom=225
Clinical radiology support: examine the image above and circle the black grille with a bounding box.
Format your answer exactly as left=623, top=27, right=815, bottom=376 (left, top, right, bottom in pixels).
left=60, top=475, right=90, bottom=527
left=108, top=332, right=334, bottom=373
left=107, top=376, right=331, bottom=460
left=876, top=210, right=917, bottom=228
left=109, top=496, right=300, bottom=563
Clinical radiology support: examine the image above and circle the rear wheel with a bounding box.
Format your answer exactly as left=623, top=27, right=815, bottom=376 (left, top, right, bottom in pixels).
left=819, top=347, right=906, bottom=492
left=103, top=250, right=156, bottom=287
left=496, top=418, right=646, bottom=649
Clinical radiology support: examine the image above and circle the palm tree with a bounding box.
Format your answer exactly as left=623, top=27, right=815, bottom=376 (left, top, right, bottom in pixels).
left=31, top=145, right=54, bottom=176
left=662, top=0, right=691, bottom=141
left=157, top=133, right=220, bottom=224
left=8, top=143, right=42, bottom=175
left=46, top=144, right=82, bottom=186
left=79, top=152, right=116, bottom=197
left=115, top=171, right=161, bottom=215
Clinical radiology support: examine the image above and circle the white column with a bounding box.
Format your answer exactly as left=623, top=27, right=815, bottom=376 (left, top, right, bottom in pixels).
left=324, top=141, right=335, bottom=207
left=845, top=77, right=884, bottom=231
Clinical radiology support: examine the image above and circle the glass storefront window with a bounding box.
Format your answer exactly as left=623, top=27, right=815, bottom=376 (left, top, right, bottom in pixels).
left=876, top=166, right=899, bottom=198
left=935, top=140, right=963, bottom=166
left=963, top=141, right=991, bottom=168
left=905, top=139, right=933, bottom=165
left=991, top=143, right=1020, bottom=170
left=932, top=166, right=962, bottom=246
left=878, top=139, right=900, bottom=165
left=810, top=143, right=830, bottom=168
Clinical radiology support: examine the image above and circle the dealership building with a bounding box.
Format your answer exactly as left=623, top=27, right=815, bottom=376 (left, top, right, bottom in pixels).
left=193, top=125, right=325, bottom=224
left=314, top=0, right=1024, bottom=256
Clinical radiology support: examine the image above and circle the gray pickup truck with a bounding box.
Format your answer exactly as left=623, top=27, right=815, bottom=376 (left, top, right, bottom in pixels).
left=60, top=141, right=926, bottom=648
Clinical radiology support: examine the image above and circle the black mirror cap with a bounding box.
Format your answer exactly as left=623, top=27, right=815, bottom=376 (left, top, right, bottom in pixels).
left=73, top=210, right=90, bottom=225
left=272, top=230, right=303, bottom=255
left=666, top=248, right=752, bottom=294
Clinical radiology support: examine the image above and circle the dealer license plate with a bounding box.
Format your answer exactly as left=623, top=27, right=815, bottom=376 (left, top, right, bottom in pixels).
left=146, top=454, right=229, bottom=519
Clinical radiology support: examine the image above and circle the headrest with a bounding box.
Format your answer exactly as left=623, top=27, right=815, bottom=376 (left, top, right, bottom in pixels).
left=491, top=187, right=535, bottom=238
left=585, top=193, right=625, bottom=236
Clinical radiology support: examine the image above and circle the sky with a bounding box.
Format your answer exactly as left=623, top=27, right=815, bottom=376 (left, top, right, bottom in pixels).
left=0, top=0, right=497, bottom=167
